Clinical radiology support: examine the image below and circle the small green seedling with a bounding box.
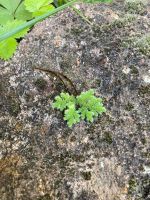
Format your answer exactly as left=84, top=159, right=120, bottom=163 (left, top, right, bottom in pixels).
left=52, top=89, right=106, bottom=127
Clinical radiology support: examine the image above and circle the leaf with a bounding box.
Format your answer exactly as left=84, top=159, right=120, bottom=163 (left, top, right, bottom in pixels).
left=24, top=0, right=53, bottom=12
left=0, top=7, right=13, bottom=25
left=64, top=104, right=80, bottom=127
left=0, top=0, right=32, bottom=24
left=52, top=92, right=75, bottom=111
left=0, top=20, right=29, bottom=39
left=0, top=20, right=29, bottom=60
left=0, top=0, right=21, bottom=13
left=0, top=0, right=77, bottom=42
left=77, top=89, right=106, bottom=121
left=15, top=2, right=33, bottom=21
left=32, top=4, right=55, bottom=17
left=0, top=38, right=17, bottom=60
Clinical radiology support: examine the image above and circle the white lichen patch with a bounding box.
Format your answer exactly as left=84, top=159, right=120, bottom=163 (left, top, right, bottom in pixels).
left=122, top=65, right=131, bottom=74
left=70, top=157, right=128, bottom=200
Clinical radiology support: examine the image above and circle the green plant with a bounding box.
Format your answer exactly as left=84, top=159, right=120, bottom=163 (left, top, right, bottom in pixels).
left=52, top=89, right=106, bottom=127
left=0, top=0, right=55, bottom=60
left=0, top=0, right=112, bottom=60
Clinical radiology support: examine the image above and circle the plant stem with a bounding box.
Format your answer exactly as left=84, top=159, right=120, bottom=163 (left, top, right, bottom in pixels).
left=71, top=6, right=93, bottom=25
left=0, top=0, right=77, bottom=42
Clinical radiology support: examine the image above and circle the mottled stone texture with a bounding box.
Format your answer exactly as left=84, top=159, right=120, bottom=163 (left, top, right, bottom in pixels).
left=0, top=0, right=150, bottom=199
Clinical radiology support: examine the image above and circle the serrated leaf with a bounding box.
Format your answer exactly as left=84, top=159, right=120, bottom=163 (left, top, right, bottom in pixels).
left=15, top=2, right=33, bottom=21
left=0, top=38, right=17, bottom=60
left=32, top=4, right=55, bottom=17
left=77, top=89, right=106, bottom=121
left=25, top=0, right=53, bottom=12
left=0, top=0, right=32, bottom=24
left=52, top=92, right=75, bottom=111
left=64, top=104, right=80, bottom=127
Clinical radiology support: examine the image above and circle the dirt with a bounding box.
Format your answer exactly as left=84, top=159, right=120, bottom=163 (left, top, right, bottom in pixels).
left=0, top=0, right=150, bottom=199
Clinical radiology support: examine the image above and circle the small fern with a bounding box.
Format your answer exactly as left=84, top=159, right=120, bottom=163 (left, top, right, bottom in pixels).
left=52, top=92, right=75, bottom=111
left=77, top=89, right=106, bottom=122
left=64, top=103, right=80, bottom=127
left=52, top=89, right=106, bottom=127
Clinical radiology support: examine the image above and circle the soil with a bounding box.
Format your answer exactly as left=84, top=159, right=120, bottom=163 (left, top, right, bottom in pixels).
left=0, top=0, right=150, bottom=199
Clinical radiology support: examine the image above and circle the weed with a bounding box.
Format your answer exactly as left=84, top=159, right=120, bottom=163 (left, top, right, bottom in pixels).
left=52, top=89, right=106, bottom=127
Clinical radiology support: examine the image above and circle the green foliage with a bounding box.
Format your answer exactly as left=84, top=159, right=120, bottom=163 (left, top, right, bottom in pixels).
left=0, top=0, right=112, bottom=60
left=0, top=20, right=29, bottom=60
left=52, top=92, right=75, bottom=111
left=52, top=89, right=106, bottom=127
left=135, top=34, right=150, bottom=56
left=0, top=0, right=55, bottom=60
left=0, top=0, right=32, bottom=25
left=24, top=0, right=55, bottom=17
left=77, top=89, right=106, bottom=122
left=64, top=104, right=80, bottom=127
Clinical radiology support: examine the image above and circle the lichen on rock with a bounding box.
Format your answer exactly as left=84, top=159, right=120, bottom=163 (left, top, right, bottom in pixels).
left=0, top=1, right=150, bottom=200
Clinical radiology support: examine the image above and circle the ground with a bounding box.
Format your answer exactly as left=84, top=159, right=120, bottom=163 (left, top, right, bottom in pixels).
left=0, top=0, right=150, bottom=199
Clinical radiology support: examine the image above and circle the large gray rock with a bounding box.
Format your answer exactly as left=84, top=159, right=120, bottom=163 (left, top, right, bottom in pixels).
left=0, top=1, right=150, bottom=199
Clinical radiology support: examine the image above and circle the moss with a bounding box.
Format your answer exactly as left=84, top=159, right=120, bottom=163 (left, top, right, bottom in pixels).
left=81, top=171, right=92, bottom=180
left=110, top=14, right=136, bottom=29
left=128, top=177, right=137, bottom=194
left=125, top=102, right=134, bottom=111
left=34, top=77, right=47, bottom=90
left=135, top=34, right=150, bottom=56
left=125, top=0, right=147, bottom=14
left=7, top=97, right=20, bottom=116
left=103, top=131, right=113, bottom=144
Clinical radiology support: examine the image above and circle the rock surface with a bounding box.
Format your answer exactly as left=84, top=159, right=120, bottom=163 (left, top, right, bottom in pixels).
left=0, top=0, right=150, bottom=199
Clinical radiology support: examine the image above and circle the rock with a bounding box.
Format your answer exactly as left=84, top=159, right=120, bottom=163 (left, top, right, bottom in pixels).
left=0, top=1, right=150, bottom=199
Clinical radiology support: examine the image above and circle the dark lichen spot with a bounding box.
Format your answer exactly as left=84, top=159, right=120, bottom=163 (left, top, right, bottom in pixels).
left=72, top=154, right=85, bottom=162
left=141, top=177, right=150, bottom=199
left=103, top=131, right=113, bottom=144
left=0, top=82, right=4, bottom=92
left=141, top=137, right=147, bottom=145
left=70, top=135, right=76, bottom=142
left=37, top=194, right=52, bottom=200
left=130, top=66, right=139, bottom=75
left=34, top=77, right=47, bottom=90
left=125, top=102, right=134, bottom=111
left=75, top=190, right=98, bottom=200
left=71, top=27, right=84, bottom=35
left=7, top=97, right=20, bottom=116
left=81, top=171, right=91, bottom=181
left=138, top=85, right=150, bottom=96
